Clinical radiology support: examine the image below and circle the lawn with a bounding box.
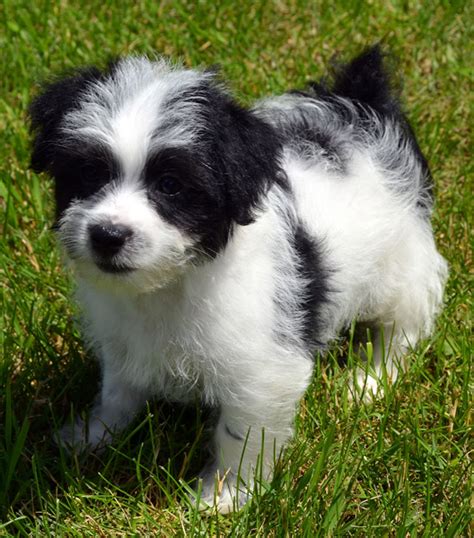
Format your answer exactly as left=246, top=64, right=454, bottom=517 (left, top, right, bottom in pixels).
left=0, top=0, right=472, bottom=535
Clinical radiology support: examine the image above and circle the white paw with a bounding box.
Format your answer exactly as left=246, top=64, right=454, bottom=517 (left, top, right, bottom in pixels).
left=56, top=416, right=112, bottom=453
left=190, top=466, right=251, bottom=514
left=349, top=369, right=383, bottom=402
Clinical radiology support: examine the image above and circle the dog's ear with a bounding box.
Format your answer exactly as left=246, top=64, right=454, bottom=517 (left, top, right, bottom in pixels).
left=216, top=101, right=284, bottom=226
left=29, top=67, right=105, bottom=173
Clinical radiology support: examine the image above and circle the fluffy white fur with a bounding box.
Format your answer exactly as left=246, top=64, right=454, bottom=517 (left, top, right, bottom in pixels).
left=31, top=55, right=448, bottom=513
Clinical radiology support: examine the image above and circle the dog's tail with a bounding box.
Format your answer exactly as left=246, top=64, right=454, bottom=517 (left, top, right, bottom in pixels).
left=309, top=45, right=399, bottom=118
left=321, top=45, right=432, bottom=206
left=331, top=45, right=398, bottom=117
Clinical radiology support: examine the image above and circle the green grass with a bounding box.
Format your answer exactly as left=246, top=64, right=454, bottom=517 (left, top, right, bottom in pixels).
left=0, top=0, right=472, bottom=535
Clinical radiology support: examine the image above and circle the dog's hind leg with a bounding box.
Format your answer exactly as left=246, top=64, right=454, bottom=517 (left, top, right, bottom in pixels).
left=352, top=222, right=447, bottom=399
left=352, top=321, right=412, bottom=399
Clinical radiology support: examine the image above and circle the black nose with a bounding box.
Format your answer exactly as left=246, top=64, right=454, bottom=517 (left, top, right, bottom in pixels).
left=89, top=223, right=133, bottom=257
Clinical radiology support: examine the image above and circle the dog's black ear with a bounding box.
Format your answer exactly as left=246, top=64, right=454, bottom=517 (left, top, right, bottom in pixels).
left=215, top=100, right=284, bottom=226
left=29, top=67, right=105, bottom=173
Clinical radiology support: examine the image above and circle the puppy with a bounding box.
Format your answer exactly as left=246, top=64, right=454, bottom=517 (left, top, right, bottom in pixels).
left=29, top=46, right=447, bottom=513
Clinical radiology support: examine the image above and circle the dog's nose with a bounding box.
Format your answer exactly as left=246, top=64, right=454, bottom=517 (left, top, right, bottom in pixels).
left=89, top=223, right=133, bottom=257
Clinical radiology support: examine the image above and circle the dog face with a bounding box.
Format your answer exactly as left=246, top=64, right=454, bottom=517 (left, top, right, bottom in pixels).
left=30, top=58, right=282, bottom=291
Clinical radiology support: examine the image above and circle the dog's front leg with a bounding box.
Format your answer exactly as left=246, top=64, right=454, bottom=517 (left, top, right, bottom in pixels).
left=58, top=359, right=149, bottom=452
left=196, top=394, right=304, bottom=513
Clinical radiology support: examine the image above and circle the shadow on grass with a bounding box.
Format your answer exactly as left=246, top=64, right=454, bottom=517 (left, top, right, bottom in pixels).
left=0, top=352, right=216, bottom=520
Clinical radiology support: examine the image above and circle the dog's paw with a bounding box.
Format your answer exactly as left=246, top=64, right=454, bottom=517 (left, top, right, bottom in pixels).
left=56, top=416, right=112, bottom=453
left=348, top=369, right=383, bottom=402
left=190, top=466, right=251, bottom=514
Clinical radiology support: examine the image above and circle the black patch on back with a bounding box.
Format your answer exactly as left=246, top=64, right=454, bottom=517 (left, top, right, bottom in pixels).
left=292, top=223, right=328, bottom=348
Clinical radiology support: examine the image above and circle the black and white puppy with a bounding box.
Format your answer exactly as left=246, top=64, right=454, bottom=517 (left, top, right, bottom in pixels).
left=30, top=46, right=447, bottom=512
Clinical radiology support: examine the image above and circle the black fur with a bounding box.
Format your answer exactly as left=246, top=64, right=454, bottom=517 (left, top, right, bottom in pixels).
left=293, top=224, right=328, bottom=348
left=29, top=48, right=431, bottom=270
left=53, top=146, right=119, bottom=219
left=145, top=81, right=285, bottom=256
left=331, top=45, right=399, bottom=117
left=193, top=82, right=285, bottom=227
left=155, top=80, right=287, bottom=256
left=30, top=67, right=108, bottom=173
left=144, top=146, right=232, bottom=257
left=30, top=66, right=285, bottom=255
left=29, top=64, right=121, bottom=219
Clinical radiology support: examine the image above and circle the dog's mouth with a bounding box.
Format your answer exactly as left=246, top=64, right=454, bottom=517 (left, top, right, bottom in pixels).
left=96, top=261, right=137, bottom=274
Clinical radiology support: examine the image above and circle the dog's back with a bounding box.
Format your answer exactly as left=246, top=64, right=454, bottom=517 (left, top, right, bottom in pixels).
left=256, top=45, right=447, bottom=359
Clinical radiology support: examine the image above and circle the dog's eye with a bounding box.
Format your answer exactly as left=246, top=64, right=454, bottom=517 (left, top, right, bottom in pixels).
left=157, top=176, right=182, bottom=196
left=77, top=157, right=115, bottom=191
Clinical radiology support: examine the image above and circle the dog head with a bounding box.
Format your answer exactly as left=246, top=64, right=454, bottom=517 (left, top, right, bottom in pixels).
left=30, top=57, right=283, bottom=292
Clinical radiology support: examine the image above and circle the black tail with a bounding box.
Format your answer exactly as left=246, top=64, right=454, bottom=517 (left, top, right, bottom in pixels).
left=307, top=45, right=433, bottom=207
left=330, top=45, right=399, bottom=116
